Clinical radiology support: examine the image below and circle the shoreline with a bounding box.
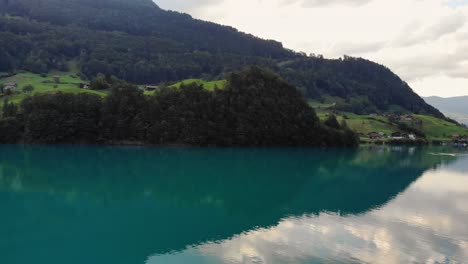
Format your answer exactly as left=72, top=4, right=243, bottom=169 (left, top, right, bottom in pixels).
left=1, top=140, right=465, bottom=149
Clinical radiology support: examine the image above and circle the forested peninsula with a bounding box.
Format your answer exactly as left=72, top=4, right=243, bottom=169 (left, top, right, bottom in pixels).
left=0, top=68, right=359, bottom=147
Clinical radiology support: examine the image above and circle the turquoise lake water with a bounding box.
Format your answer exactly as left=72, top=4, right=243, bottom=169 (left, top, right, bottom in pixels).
left=0, top=145, right=467, bottom=264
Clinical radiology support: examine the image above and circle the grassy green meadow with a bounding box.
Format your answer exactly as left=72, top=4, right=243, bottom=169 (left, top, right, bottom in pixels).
left=414, top=115, right=468, bottom=140
left=143, top=78, right=227, bottom=95
left=169, top=79, right=227, bottom=91
left=2, top=72, right=227, bottom=102
left=312, top=101, right=468, bottom=141
left=0, top=71, right=106, bottom=104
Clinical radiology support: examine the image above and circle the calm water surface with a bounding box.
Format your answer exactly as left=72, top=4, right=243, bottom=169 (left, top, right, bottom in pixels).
left=0, top=145, right=467, bottom=264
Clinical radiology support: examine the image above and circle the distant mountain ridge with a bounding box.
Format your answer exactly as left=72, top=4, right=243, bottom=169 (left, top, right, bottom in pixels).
left=424, top=96, right=468, bottom=125
left=0, top=0, right=444, bottom=118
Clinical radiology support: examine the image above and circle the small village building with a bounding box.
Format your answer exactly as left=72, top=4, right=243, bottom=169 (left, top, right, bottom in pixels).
left=53, top=75, right=60, bottom=83
left=390, top=131, right=406, bottom=140
left=368, top=132, right=381, bottom=139
left=403, top=115, right=414, bottom=121
left=79, top=83, right=91, bottom=89
left=386, top=114, right=401, bottom=123
left=3, top=83, right=17, bottom=90
left=455, top=136, right=467, bottom=143
left=145, top=85, right=159, bottom=91
left=408, top=134, right=416, bottom=140
left=452, top=134, right=460, bottom=140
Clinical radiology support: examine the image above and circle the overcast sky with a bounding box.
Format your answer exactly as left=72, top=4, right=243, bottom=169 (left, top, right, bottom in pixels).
left=155, top=0, right=468, bottom=97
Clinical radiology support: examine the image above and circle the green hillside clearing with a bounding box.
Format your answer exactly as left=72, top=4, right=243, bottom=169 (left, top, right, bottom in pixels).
left=316, top=110, right=467, bottom=142
left=170, top=79, right=227, bottom=91
left=0, top=71, right=106, bottom=103
left=414, top=115, right=468, bottom=140
left=143, top=79, right=227, bottom=95
left=2, top=73, right=227, bottom=103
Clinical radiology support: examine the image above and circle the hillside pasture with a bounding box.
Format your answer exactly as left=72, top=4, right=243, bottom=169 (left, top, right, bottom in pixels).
left=170, top=79, right=227, bottom=91
left=415, top=115, right=468, bottom=140
left=316, top=110, right=468, bottom=141
left=0, top=72, right=106, bottom=104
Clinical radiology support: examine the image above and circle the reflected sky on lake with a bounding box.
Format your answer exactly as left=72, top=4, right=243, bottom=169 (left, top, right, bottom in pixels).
left=149, top=154, right=468, bottom=264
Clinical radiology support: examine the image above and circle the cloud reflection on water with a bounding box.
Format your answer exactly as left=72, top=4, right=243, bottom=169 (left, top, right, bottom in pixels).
left=148, top=156, right=468, bottom=264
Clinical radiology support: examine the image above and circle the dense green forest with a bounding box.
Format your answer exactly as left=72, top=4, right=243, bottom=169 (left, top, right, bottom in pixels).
left=277, top=57, right=443, bottom=116
left=0, top=15, right=276, bottom=83
left=0, top=68, right=359, bottom=147
left=0, top=0, right=292, bottom=58
left=0, top=0, right=444, bottom=117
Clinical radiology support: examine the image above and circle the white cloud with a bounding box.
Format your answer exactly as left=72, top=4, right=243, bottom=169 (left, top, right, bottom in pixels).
left=155, top=0, right=222, bottom=13
left=282, top=0, right=373, bottom=7
left=155, top=0, right=468, bottom=97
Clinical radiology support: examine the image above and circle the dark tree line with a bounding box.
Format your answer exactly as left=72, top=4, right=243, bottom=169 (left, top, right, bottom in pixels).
left=0, top=68, right=359, bottom=147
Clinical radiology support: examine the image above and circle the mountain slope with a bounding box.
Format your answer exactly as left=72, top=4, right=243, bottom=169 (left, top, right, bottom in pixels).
left=0, top=0, right=292, bottom=58
left=277, top=57, right=443, bottom=117
left=424, top=96, right=468, bottom=125
left=0, top=0, right=444, bottom=117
